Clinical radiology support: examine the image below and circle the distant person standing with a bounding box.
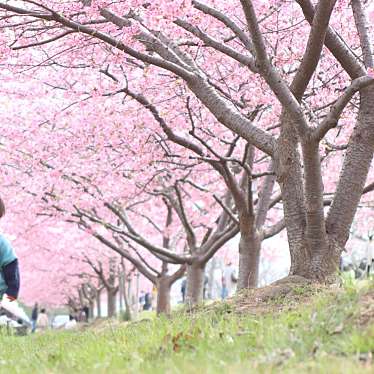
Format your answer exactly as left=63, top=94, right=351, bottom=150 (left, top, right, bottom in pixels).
left=82, top=304, right=90, bottom=322
left=36, top=308, right=49, bottom=331
left=143, top=292, right=152, bottom=311
left=151, top=285, right=157, bottom=311
left=31, top=303, right=39, bottom=333
left=366, top=234, right=373, bottom=277
left=222, top=262, right=237, bottom=299
left=203, top=275, right=209, bottom=300
left=181, top=278, right=187, bottom=303
left=211, top=267, right=223, bottom=300
left=139, top=290, right=145, bottom=311
left=0, top=197, right=20, bottom=305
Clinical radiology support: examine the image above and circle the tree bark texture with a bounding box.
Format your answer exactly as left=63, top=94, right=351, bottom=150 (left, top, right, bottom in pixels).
left=96, top=290, right=102, bottom=318
left=185, top=261, right=205, bottom=305
left=237, top=225, right=261, bottom=290
left=107, top=289, right=117, bottom=318
left=326, top=87, right=374, bottom=247
left=275, top=113, right=311, bottom=277
left=156, top=277, right=172, bottom=315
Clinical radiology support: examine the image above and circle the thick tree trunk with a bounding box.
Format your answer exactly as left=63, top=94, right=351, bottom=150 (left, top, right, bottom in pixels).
left=277, top=86, right=374, bottom=282
left=185, top=261, right=205, bottom=305
left=302, top=140, right=331, bottom=278
left=156, top=277, right=172, bottom=315
left=277, top=119, right=344, bottom=280
left=275, top=113, right=311, bottom=277
left=237, top=229, right=261, bottom=290
left=107, top=289, right=117, bottom=318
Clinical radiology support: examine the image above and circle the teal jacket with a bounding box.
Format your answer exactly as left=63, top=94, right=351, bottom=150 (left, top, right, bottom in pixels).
left=0, top=234, right=17, bottom=297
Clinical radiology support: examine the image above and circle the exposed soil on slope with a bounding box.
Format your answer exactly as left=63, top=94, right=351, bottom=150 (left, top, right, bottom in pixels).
left=355, top=288, right=374, bottom=328
left=202, top=276, right=374, bottom=329
left=198, top=275, right=322, bottom=316
left=231, top=275, right=319, bottom=315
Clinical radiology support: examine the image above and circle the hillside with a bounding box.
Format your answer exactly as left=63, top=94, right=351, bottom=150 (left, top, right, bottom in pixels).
left=0, top=279, right=373, bottom=373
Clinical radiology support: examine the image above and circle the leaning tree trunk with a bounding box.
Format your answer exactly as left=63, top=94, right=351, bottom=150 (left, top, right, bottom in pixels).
left=326, top=87, right=374, bottom=250
left=237, top=228, right=261, bottom=290
left=107, top=289, right=117, bottom=318
left=156, top=277, right=172, bottom=315
left=185, top=261, right=205, bottom=306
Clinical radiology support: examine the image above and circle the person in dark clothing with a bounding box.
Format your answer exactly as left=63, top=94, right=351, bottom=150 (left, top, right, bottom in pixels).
left=181, top=278, right=187, bottom=303
left=366, top=234, right=373, bottom=277
left=0, top=197, right=20, bottom=303
left=203, top=275, right=209, bottom=300
left=143, top=292, right=152, bottom=310
left=82, top=305, right=89, bottom=322
left=31, top=303, right=39, bottom=333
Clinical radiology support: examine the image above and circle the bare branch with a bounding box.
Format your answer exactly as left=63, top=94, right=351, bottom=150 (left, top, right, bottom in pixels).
left=315, top=76, right=374, bottom=140
left=295, top=0, right=366, bottom=79
left=99, top=8, right=131, bottom=28
left=239, top=0, right=310, bottom=135
left=290, top=0, right=338, bottom=99
left=192, top=0, right=255, bottom=54
left=351, top=0, right=374, bottom=69
left=12, top=30, right=75, bottom=50
left=0, top=2, right=195, bottom=80
left=174, top=18, right=258, bottom=72
left=263, top=219, right=286, bottom=239
left=213, top=194, right=239, bottom=226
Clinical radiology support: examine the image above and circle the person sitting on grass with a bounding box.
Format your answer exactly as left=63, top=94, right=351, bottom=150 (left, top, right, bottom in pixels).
left=64, top=314, right=77, bottom=330
left=0, top=197, right=20, bottom=305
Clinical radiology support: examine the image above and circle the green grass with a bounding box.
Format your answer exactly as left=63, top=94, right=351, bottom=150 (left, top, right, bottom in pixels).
left=0, top=281, right=373, bottom=374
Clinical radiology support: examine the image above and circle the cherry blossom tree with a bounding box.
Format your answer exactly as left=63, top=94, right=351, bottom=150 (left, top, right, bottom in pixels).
left=105, top=85, right=284, bottom=291
left=68, top=171, right=234, bottom=308
left=0, top=0, right=373, bottom=294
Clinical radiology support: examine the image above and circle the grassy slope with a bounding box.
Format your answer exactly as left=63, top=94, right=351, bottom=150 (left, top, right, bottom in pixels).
left=0, top=280, right=373, bottom=374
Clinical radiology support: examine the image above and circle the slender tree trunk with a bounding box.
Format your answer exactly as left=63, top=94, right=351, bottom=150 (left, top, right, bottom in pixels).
left=185, top=261, right=205, bottom=305
left=156, top=277, right=172, bottom=315
left=237, top=229, right=261, bottom=290
left=123, top=278, right=132, bottom=321
left=135, top=272, right=140, bottom=318
left=118, top=272, right=124, bottom=312
left=96, top=290, right=102, bottom=318
left=107, top=289, right=117, bottom=318
left=78, top=288, right=85, bottom=308
left=89, top=300, right=95, bottom=319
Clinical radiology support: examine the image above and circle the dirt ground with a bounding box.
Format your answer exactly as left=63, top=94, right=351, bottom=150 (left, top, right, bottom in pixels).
left=355, top=288, right=374, bottom=328
left=202, top=276, right=374, bottom=328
